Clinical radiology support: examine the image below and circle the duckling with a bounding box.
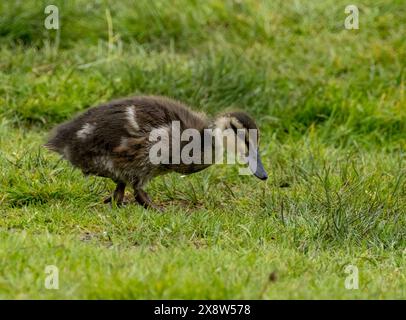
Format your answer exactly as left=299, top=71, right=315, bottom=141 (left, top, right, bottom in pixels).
left=44, top=96, right=267, bottom=210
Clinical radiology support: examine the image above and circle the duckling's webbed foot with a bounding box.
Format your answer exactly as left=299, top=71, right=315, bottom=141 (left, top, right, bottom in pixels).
left=104, top=182, right=126, bottom=206
left=134, top=188, right=163, bottom=212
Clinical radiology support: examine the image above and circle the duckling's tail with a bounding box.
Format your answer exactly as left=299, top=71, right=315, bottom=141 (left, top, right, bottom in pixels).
left=43, top=127, right=65, bottom=154
left=42, top=142, right=58, bottom=151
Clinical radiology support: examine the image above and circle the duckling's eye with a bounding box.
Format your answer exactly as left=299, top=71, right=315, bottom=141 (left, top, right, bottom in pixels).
left=244, top=130, right=250, bottom=146
left=239, top=129, right=250, bottom=155
left=230, top=122, right=238, bottom=134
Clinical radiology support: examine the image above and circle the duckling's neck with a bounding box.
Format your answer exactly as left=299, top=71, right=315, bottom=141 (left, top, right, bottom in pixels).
left=208, top=116, right=231, bottom=131
left=204, top=116, right=234, bottom=163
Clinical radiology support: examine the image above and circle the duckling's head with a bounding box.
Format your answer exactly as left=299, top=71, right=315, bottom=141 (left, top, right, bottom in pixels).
left=212, top=111, right=268, bottom=180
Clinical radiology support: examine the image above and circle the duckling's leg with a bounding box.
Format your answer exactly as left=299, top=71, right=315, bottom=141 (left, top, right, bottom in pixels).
left=104, top=181, right=126, bottom=205
left=134, top=188, right=163, bottom=212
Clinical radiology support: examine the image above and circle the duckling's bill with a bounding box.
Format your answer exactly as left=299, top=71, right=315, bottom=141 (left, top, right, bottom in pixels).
left=248, top=149, right=268, bottom=180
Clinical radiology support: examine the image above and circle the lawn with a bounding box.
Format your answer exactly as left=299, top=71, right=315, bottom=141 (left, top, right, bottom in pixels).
left=0, top=0, right=405, bottom=299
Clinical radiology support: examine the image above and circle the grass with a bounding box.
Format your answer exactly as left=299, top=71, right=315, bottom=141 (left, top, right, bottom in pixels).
left=0, top=0, right=405, bottom=299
